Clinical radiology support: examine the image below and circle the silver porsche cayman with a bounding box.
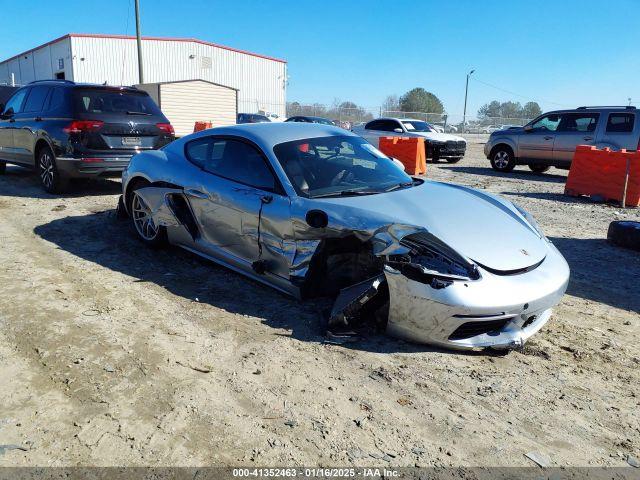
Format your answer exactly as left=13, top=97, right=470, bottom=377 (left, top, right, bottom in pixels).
left=120, top=122, right=570, bottom=350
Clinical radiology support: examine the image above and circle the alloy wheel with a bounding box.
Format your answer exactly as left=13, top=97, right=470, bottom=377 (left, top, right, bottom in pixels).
left=132, top=192, right=159, bottom=241
left=494, top=151, right=510, bottom=169
left=39, top=152, right=55, bottom=190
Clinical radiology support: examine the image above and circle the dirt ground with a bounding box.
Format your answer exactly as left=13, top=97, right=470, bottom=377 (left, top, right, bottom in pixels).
left=0, top=143, right=638, bottom=468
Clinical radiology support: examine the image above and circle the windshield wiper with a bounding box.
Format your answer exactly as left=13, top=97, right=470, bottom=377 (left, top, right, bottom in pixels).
left=383, top=181, right=415, bottom=192
left=126, top=111, right=152, bottom=116
left=311, top=189, right=378, bottom=198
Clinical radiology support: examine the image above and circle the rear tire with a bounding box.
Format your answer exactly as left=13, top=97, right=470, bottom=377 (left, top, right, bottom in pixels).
left=38, top=147, right=68, bottom=193
left=607, top=221, right=640, bottom=252
left=130, top=187, right=167, bottom=247
left=490, top=146, right=516, bottom=172
left=529, top=164, right=550, bottom=173
left=446, top=157, right=463, bottom=164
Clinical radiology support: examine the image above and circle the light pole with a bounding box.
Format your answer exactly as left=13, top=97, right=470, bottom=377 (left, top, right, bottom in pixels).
left=134, top=0, right=144, bottom=84
left=462, top=69, right=475, bottom=133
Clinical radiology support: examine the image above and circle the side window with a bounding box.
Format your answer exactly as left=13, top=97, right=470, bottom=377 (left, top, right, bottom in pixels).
left=2, top=88, right=28, bottom=114
left=187, top=138, right=277, bottom=191
left=185, top=137, right=212, bottom=169
left=379, top=120, right=402, bottom=132
left=606, top=113, right=635, bottom=133
left=365, top=120, right=382, bottom=130
left=530, top=114, right=561, bottom=132
left=23, top=86, right=51, bottom=113
left=46, top=87, right=66, bottom=112
left=558, top=113, right=599, bottom=133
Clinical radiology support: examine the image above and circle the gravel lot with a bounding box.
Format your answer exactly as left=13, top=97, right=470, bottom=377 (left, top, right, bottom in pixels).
left=0, top=143, right=638, bottom=467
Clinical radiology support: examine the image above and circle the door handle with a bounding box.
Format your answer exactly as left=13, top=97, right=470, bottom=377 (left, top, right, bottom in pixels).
left=544, top=136, right=553, bottom=140
left=184, top=188, right=209, bottom=199
left=34, top=117, right=42, bottom=122
left=8, top=118, right=15, bottom=123
left=583, top=136, right=593, bottom=141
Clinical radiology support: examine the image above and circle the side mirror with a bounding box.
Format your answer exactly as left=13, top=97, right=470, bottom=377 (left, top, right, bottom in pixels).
left=0, top=106, right=12, bottom=119
left=524, top=124, right=533, bottom=132
left=393, top=128, right=403, bottom=133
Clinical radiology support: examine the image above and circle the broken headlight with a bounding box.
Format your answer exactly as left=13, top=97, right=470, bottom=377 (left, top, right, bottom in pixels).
left=388, top=231, right=480, bottom=282
left=513, top=203, right=547, bottom=240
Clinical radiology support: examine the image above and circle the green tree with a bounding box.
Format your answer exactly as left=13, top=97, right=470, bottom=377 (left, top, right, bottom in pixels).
left=499, top=101, right=523, bottom=119
left=399, top=88, right=444, bottom=114
left=522, top=101, right=542, bottom=119
left=478, top=100, right=501, bottom=119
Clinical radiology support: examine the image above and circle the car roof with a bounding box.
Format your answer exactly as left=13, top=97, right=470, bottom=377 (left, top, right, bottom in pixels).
left=27, top=80, right=141, bottom=92
left=174, top=122, right=357, bottom=150
left=370, top=117, right=428, bottom=123
left=540, top=106, right=637, bottom=116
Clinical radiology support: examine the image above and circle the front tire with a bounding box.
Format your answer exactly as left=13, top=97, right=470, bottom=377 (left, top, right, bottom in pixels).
left=490, top=147, right=516, bottom=172
left=38, top=147, right=68, bottom=193
left=130, top=188, right=167, bottom=247
left=529, top=164, right=550, bottom=173
left=446, top=157, right=463, bottom=164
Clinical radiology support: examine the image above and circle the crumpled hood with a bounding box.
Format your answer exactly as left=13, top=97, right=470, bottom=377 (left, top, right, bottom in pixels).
left=411, top=131, right=466, bottom=143
left=304, top=181, right=548, bottom=272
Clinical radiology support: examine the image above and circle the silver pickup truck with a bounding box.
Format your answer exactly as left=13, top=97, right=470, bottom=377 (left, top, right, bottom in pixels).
left=484, top=106, right=640, bottom=173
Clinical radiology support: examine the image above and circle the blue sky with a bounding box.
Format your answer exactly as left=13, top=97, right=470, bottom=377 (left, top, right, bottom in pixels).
left=2, top=0, right=639, bottom=117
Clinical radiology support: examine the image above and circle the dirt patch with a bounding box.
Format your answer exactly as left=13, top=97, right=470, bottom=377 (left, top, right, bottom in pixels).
left=0, top=145, right=638, bottom=467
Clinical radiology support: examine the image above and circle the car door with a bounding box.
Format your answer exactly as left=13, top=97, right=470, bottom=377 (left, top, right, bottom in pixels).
left=13, top=85, right=51, bottom=166
left=519, top=113, right=561, bottom=163
left=599, top=112, right=637, bottom=151
left=0, top=87, right=29, bottom=162
left=182, top=136, right=293, bottom=280
left=552, top=112, right=599, bottom=165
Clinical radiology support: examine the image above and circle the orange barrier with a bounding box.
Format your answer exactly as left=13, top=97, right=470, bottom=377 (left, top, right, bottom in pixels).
left=193, top=121, right=213, bottom=133
left=378, top=137, right=427, bottom=175
left=565, top=145, right=640, bottom=207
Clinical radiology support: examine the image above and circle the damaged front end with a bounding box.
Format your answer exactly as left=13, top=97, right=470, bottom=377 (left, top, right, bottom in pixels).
left=324, top=229, right=567, bottom=351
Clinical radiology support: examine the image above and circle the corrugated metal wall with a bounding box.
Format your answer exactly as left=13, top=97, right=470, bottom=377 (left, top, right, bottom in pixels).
left=0, top=37, right=73, bottom=86
left=138, top=80, right=237, bottom=137
left=0, top=36, right=286, bottom=118
left=70, top=36, right=286, bottom=117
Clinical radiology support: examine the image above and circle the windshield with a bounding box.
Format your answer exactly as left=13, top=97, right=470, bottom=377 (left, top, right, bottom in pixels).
left=73, top=88, right=162, bottom=115
left=401, top=120, right=435, bottom=132
left=273, top=135, right=414, bottom=198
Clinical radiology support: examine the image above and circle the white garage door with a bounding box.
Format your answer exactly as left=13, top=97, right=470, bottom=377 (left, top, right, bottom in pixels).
left=159, top=80, right=237, bottom=137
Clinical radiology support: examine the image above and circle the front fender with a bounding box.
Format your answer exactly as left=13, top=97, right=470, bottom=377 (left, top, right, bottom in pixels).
left=485, top=136, right=518, bottom=158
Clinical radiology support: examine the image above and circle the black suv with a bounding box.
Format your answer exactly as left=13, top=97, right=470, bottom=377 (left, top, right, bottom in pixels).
left=0, top=80, right=175, bottom=193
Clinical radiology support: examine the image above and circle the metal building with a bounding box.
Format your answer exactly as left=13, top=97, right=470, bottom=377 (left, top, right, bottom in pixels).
left=0, top=33, right=287, bottom=118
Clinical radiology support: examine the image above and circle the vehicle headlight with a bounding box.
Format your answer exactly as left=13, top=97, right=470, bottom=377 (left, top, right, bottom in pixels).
left=513, top=203, right=547, bottom=239
left=388, top=232, right=480, bottom=282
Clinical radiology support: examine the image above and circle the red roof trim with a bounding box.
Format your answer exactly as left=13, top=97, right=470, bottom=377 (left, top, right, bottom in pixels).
left=1, top=34, right=73, bottom=64
left=0, top=33, right=286, bottom=64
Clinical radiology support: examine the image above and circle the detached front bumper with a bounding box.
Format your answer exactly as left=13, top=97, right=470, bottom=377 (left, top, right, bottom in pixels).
left=56, top=156, right=133, bottom=178
left=427, top=141, right=467, bottom=159
left=384, top=243, right=570, bottom=350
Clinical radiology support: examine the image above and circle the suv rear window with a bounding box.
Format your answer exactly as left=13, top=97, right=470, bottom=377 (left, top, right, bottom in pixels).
left=606, top=113, right=635, bottom=133
left=73, top=88, right=162, bottom=116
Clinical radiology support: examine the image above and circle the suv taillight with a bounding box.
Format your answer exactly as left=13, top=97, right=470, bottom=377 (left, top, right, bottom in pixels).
left=63, top=120, right=104, bottom=134
left=156, top=123, right=175, bottom=136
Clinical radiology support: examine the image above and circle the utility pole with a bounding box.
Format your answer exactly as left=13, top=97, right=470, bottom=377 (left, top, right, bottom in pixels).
left=462, top=69, right=475, bottom=133
left=134, top=0, right=144, bottom=84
